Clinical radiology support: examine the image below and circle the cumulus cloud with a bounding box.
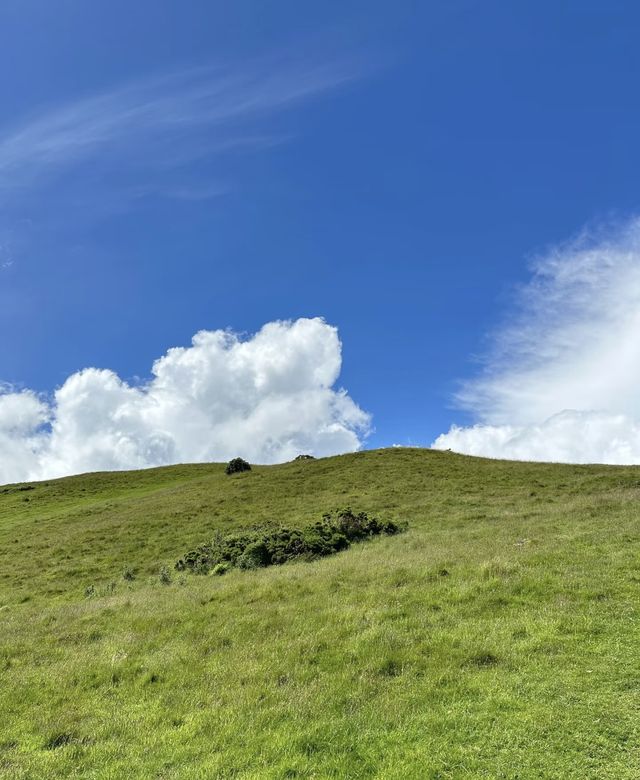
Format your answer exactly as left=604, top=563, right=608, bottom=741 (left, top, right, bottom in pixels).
left=433, top=217, right=640, bottom=463
left=0, top=318, right=370, bottom=484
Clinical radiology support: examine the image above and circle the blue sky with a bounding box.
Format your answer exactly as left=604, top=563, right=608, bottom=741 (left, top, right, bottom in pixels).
left=3, top=1, right=640, bottom=479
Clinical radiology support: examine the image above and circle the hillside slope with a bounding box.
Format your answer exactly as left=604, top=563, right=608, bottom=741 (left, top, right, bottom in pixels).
left=1, top=448, right=640, bottom=778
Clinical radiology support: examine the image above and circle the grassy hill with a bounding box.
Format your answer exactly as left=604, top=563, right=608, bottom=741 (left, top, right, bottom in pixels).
left=1, top=448, right=640, bottom=778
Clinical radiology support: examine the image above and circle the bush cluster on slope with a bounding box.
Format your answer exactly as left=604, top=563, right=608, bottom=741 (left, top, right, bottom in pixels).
left=175, top=509, right=405, bottom=574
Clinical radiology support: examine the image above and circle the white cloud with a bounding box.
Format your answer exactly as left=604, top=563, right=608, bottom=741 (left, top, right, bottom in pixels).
left=0, top=390, right=49, bottom=484
left=0, top=318, right=370, bottom=484
left=433, top=411, right=640, bottom=465
left=433, top=217, right=640, bottom=463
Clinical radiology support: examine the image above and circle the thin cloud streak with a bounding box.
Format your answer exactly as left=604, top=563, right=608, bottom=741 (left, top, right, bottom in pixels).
left=0, top=59, right=356, bottom=195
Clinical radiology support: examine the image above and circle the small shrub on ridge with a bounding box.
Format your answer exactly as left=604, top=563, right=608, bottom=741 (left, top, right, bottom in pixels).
left=225, top=457, right=251, bottom=475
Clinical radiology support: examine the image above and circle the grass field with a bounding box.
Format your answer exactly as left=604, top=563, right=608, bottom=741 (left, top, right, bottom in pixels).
left=1, top=447, right=639, bottom=778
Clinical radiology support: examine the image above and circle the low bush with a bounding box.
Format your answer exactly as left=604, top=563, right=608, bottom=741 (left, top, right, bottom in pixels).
left=238, top=540, right=271, bottom=569
left=225, top=458, right=251, bottom=475
left=176, top=509, right=405, bottom=575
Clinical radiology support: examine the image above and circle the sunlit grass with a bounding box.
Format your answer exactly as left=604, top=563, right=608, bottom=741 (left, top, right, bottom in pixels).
left=1, top=449, right=639, bottom=777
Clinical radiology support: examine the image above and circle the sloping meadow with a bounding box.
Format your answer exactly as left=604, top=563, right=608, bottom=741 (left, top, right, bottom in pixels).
left=1, top=449, right=640, bottom=777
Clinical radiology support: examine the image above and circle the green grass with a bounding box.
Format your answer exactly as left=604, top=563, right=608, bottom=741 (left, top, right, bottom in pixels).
left=1, top=448, right=640, bottom=778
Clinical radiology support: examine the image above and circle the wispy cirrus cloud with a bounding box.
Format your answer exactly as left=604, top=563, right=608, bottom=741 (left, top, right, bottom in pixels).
left=433, top=217, right=640, bottom=464
left=0, top=58, right=355, bottom=200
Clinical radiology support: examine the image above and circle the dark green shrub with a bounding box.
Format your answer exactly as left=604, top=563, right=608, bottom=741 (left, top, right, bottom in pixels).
left=238, top=540, right=270, bottom=569
left=176, top=509, right=405, bottom=575
left=212, top=563, right=230, bottom=576
left=225, top=457, right=251, bottom=475
left=193, top=558, right=210, bottom=575
left=294, top=454, right=315, bottom=461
